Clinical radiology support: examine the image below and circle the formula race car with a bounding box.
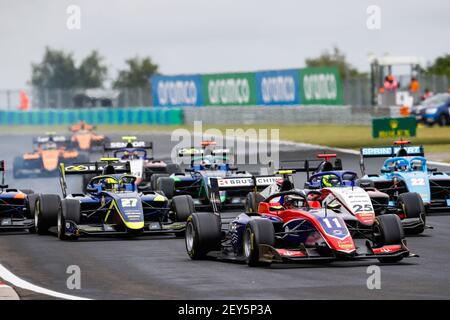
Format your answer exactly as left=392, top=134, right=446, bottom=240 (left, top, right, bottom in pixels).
left=360, top=141, right=450, bottom=213
left=0, top=160, right=37, bottom=232
left=33, top=159, right=194, bottom=240
left=185, top=178, right=417, bottom=267
left=13, top=133, right=88, bottom=178
left=70, top=121, right=109, bottom=151
left=155, top=147, right=276, bottom=210
left=104, top=136, right=181, bottom=186
left=253, top=155, right=427, bottom=234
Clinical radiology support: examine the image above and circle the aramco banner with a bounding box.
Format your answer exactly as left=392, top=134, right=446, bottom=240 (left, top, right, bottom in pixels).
left=299, top=67, right=344, bottom=105
left=151, top=67, right=343, bottom=106
left=255, top=69, right=300, bottom=105
left=151, top=74, right=203, bottom=107
left=202, top=72, right=256, bottom=106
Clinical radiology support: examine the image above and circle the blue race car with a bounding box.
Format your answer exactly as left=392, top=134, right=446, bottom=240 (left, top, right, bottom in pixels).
left=156, top=147, right=276, bottom=210
left=359, top=141, right=450, bottom=213
left=33, top=159, right=193, bottom=240
left=0, top=160, right=37, bottom=232
left=410, top=93, right=450, bottom=126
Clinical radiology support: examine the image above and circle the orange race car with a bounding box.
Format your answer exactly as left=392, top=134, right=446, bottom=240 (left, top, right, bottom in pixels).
left=70, top=121, right=109, bottom=151
left=13, top=133, right=88, bottom=179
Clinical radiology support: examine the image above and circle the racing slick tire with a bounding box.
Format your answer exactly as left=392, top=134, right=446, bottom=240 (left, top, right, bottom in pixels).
left=398, top=192, right=426, bottom=234
left=26, top=194, right=39, bottom=233
left=373, top=214, right=405, bottom=263
left=157, top=177, right=175, bottom=199
left=150, top=173, right=169, bottom=191
left=172, top=195, right=195, bottom=222
left=57, top=199, right=81, bottom=240
left=244, top=219, right=275, bottom=267
left=35, top=194, right=61, bottom=235
left=185, top=212, right=221, bottom=260
left=244, top=192, right=265, bottom=213
left=58, top=199, right=81, bottom=240
left=172, top=195, right=195, bottom=237
left=166, top=163, right=182, bottom=175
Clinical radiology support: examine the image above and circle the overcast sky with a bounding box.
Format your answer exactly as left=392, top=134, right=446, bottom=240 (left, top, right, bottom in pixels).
left=0, top=0, right=449, bottom=89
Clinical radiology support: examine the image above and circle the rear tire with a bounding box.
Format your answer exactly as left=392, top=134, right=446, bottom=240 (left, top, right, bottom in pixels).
left=243, top=219, right=275, bottom=267
left=150, top=173, right=169, bottom=190
left=35, top=194, right=61, bottom=235
left=373, top=214, right=404, bottom=263
left=244, top=192, right=265, bottom=213
left=172, top=195, right=195, bottom=222
left=26, top=194, right=39, bottom=233
left=398, top=192, right=426, bottom=234
left=157, top=177, right=175, bottom=199
left=185, top=212, right=221, bottom=260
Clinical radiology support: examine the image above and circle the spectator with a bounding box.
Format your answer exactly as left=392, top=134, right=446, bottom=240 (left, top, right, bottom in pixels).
left=409, top=77, right=420, bottom=93
left=383, top=74, right=399, bottom=91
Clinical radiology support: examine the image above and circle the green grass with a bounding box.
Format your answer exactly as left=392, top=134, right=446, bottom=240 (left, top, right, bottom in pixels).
left=2, top=124, right=450, bottom=154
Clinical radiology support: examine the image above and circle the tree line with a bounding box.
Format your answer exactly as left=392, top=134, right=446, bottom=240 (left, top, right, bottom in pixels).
left=31, top=46, right=450, bottom=89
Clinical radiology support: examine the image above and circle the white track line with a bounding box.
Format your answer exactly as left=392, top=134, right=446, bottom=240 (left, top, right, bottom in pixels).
left=0, top=264, right=90, bottom=300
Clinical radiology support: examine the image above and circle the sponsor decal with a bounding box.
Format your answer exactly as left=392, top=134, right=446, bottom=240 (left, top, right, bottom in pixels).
left=151, top=75, right=203, bottom=107
left=256, top=69, right=300, bottom=105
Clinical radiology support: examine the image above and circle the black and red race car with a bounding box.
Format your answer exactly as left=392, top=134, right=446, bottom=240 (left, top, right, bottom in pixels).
left=185, top=177, right=418, bottom=267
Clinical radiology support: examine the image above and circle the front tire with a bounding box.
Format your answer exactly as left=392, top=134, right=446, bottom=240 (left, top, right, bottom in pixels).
left=244, top=192, right=264, bottom=213
left=373, top=214, right=405, bottom=263
left=398, top=192, right=426, bottom=234
left=185, top=212, right=221, bottom=260
left=35, top=194, right=61, bottom=235
left=243, top=219, right=275, bottom=267
left=58, top=199, right=81, bottom=240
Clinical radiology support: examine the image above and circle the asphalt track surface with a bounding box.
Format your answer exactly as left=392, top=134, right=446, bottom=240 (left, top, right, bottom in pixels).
left=1, top=133, right=450, bottom=300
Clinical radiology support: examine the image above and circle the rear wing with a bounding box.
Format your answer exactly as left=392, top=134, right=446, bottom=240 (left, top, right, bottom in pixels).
left=105, top=140, right=153, bottom=151
left=208, top=175, right=279, bottom=213
left=210, top=176, right=278, bottom=190
left=59, top=159, right=130, bottom=197
left=360, top=145, right=424, bottom=175
left=360, top=146, right=424, bottom=158
left=33, top=134, right=68, bottom=145
left=275, top=156, right=342, bottom=179
left=177, top=148, right=204, bottom=157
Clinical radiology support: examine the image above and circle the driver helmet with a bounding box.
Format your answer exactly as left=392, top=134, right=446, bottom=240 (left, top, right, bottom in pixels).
left=46, top=142, right=57, bottom=149
left=395, top=159, right=409, bottom=171
left=283, top=194, right=304, bottom=209
left=321, top=175, right=340, bottom=188
left=132, top=151, right=140, bottom=159
left=102, top=177, right=119, bottom=191
left=122, top=150, right=130, bottom=160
